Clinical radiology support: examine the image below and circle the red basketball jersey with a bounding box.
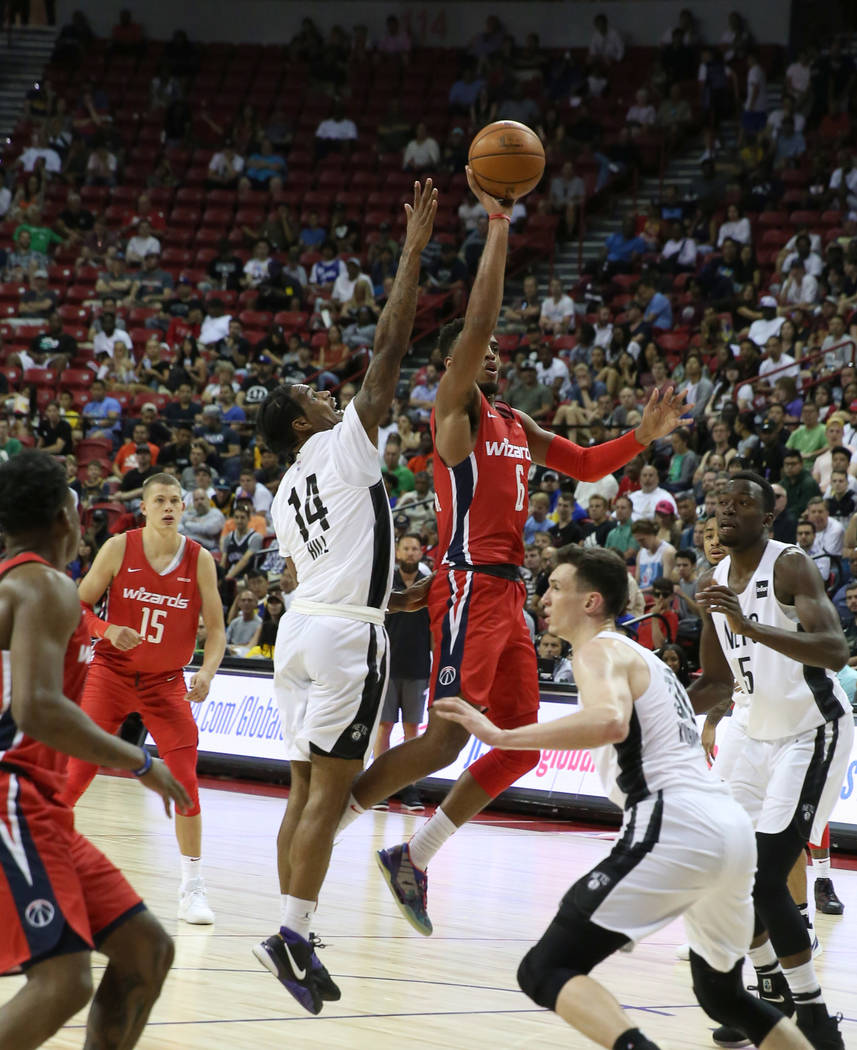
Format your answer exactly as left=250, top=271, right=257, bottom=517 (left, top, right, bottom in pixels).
left=94, top=529, right=201, bottom=674
left=431, top=395, right=530, bottom=567
left=0, top=553, right=91, bottom=799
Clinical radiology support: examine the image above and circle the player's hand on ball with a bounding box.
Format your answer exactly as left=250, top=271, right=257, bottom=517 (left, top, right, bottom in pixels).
left=635, top=386, right=694, bottom=445
left=403, top=178, right=438, bottom=253
left=140, top=757, right=192, bottom=818
left=104, top=624, right=144, bottom=651
left=465, top=164, right=516, bottom=216
left=185, top=671, right=212, bottom=705
left=433, top=697, right=504, bottom=747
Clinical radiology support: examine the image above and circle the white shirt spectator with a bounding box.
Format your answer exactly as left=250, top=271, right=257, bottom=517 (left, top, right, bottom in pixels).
left=126, top=234, right=161, bottom=262
left=625, top=102, right=656, bottom=126
left=662, top=236, right=697, bottom=268
left=782, top=249, right=823, bottom=277
left=779, top=272, right=818, bottom=306
left=814, top=518, right=844, bottom=580
left=331, top=268, right=373, bottom=304
left=458, top=199, right=484, bottom=231
left=402, top=136, right=440, bottom=170
left=18, top=146, right=61, bottom=173
left=536, top=356, right=569, bottom=388
left=747, top=315, right=785, bottom=348
left=208, top=151, right=244, bottom=176
left=821, top=332, right=856, bottom=372
left=758, top=351, right=799, bottom=381
left=315, top=117, right=358, bottom=141
left=781, top=232, right=822, bottom=255
left=589, top=26, right=624, bottom=62
left=630, top=487, right=676, bottom=521
left=767, top=108, right=806, bottom=134
left=829, top=166, right=857, bottom=197
left=717, top=218, right=752, bottom=246
left=236, top=482, right=273, bottom=516
left=179, top=504, right=226, bottom=550
left=593, top=321, right=614, bottom=349
left=93, top=328, right=133, bottom=360
left=785, top=60, right=811, bottom=99
left=575, top=475, right=619, bottom=506
left=540, top=294, right=576, bottom=330
left=243, top=257, right=273, bottom=286
left=199, top=313, right=232, bottom=345
left=745, top=62, right=768, bottom=112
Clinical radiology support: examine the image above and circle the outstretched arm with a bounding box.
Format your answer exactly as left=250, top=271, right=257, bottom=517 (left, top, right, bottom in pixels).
left=516, top=386, right=693, bottom=479
left=353, top=180, right=437, bottom=443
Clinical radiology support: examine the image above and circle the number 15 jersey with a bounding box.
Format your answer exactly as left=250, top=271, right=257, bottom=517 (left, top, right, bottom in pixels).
left=270, top=401, right=394, bottom=611
left=94, top=530, right=202, bottom=674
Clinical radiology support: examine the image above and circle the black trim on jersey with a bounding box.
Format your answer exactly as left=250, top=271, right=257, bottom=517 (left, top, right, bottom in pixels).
left=445, top=562, right=521, bottom=582
left=0, top=709, right=18, bottom=752
left=799, top=626, right=845, bottom=722
left=313, top=625, right=389, bottom=761
left=568, top=791, right=663, bottom=919
left=614, top=708, right=649, bottom=809
left=792, top=719, right=839, bottom=842
left=367, top=479, right=393, bottom=610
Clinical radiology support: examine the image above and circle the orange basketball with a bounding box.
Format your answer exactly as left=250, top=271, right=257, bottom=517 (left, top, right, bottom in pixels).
left=468, top=120, right=545, bottom=202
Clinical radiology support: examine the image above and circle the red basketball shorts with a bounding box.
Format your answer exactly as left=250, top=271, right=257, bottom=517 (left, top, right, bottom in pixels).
left=0, top=772, right=142, bottom=973
left=428, top=569, right=539, bottom=729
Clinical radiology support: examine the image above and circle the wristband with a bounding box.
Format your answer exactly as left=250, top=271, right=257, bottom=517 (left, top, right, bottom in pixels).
left=488, top=213, right=511, bottom=223
left=131, top=749, right=152, bottom=777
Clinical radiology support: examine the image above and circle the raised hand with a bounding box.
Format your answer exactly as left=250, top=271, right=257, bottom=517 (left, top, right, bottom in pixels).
left=635, top=386, right=694, bottom=445
left=403, top=178, right=439, bottom=253
left=465, top=164, right=515, bottom=217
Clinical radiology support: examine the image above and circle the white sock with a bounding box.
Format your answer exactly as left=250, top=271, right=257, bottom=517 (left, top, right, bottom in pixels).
left=748, top=939, right=782, bottom=976
left=282, top=895, right=315, bottom=940
left=813, top=855, right=831, bottom=879
left=407, top=806, right=457, bottom=871
left=180, top=855, right=201, bottom=888
left=336, top=793, right=365, bottom=835
left=782, top=959, right=824, bottom=1007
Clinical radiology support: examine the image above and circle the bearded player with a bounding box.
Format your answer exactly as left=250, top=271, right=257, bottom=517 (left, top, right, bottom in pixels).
left=59, top=473, right=226, bottom=924
left=0, top=451, right=189, bottom=1050
left=338, top=166, right=691, bottom=935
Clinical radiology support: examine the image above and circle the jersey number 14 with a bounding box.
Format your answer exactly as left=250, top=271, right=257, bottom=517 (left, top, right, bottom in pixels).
left=288, top=473, right=331, bottom=543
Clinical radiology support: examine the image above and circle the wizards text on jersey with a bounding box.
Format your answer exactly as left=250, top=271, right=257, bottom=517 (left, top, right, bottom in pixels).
left=484, top=436, right=532, bottom=461
left=121, top=585, right=190, bottom=608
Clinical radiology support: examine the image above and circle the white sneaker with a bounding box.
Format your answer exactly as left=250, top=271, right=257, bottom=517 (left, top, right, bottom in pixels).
left=675, top=942, right=691, bottom=960
left=178, top=878, right=215, bottom=924
left=811, top=931, right=823, bottom=959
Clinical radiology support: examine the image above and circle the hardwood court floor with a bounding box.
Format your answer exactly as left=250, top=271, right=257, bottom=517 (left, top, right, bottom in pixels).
left=5, top=776, right=856, bottom=1049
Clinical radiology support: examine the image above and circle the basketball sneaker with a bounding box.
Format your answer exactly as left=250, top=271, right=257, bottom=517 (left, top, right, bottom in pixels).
left=814, top=877, right=845, bottom=915
left=371, top=799, right=390, bottom=811
left=399, top=786, right=425, bottom=812
left=675, top=943, right=690, bottom=961
left=252, top=927, right=324, bottom=1015
left=308, top=932, right=342, bottom=1002
left=712, top=974, right=794, bottom=1048
left=376, top=843, right=432, bottom=935
left=796, top=1008, right=845, bottom=1050
left=177, top=879, right=215, bottom=924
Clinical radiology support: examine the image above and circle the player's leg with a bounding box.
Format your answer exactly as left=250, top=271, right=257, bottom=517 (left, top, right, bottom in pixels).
left=140, top=675, right=212, bottom=924
left=84, top=909, right=173, bottom=1050
left=397, top=678, right=430, bottom=811
left=810, top=826, right=844, bottom=915
left=0, top=947, right=93, bottom=1050
left=276, top=759, right=310, bottom=895
left=59, top=663, right=130, bottom=807
left=786, top=851, right=820, bottom=956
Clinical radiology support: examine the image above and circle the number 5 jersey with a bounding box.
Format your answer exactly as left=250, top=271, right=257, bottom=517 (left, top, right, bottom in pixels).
left=710, top=540, right=849, bottom=741
left=270, top=400, right=394, bottom=612
left=94, top=530, right=202, bottom=673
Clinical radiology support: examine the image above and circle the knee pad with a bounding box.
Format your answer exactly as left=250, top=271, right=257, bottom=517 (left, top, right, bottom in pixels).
left=161, top=746, right=201, bottom=817
left=517, top=931, right=584, bottom=1011
left=753, top=830, right=810, bottom=958
left=690, top=952, right=782, bottom=1047
left=468, top=746, right=539, bottom=798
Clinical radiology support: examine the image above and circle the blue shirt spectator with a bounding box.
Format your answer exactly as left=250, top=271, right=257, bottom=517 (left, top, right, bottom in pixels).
left=643, top=290, right=673, bottom=330
left=448, top=71, right=485, bottom=110
left=605, top=228, right=647, bottom=265
left=82, top=380, right=122, bottom=434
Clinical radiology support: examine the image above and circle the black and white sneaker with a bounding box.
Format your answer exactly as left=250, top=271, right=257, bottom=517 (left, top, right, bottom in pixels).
left=814, top=877, right=845, bottom=916
left=308, top=932, right=341, bottom=1002
left=712, top=974, right=794, bottom=1048
left=797, top=1009, right=845, bottom=1050
left=252, top=926, right=323, bottom=1015
left=398, top=786, right=425, bottom=812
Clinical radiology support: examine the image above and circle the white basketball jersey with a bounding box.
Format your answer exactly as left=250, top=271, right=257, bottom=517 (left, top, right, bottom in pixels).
left=270, top=401, right=394, bottom=610
left=590, top=631, right=725, bottom=810
left=711, top=540, right=848, bottom=740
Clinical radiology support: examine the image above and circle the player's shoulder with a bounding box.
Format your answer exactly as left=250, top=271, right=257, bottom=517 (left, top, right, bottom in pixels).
left=1, top=557, right=79, bottom=613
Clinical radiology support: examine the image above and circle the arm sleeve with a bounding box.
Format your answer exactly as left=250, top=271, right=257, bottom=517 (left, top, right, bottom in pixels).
left=544, top=428, right=644, bottom=483
left=81, top=602, right=109, bottom=638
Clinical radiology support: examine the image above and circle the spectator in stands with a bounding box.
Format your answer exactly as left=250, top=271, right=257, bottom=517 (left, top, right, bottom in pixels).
left=664, top=427, right=698, bottom=492
left=549, top=161, right=586, bottom=240
left=84, top=140, right=117, bottom=186
left=409, top=363, right=440, bottom=424
left=448, top=65, right=484, bottom=113
left=502, top=275, right=541, bottom=333
left=539, top=278, right=575, bottom=335
left=179, top=487, right=225, bottom=551
left=243, top=137, right=286, bottom=192
left=220, top=500, right=264, bottom=583
left=625, top=88, right=656, bottom=135
left=378, top=14, right=411, bottom=56
left=828, top=150, right=857, bottom=211
left=588, top=12, right=624, bottom=63
left=747, top=296, right=785, bottom=347
left=771, top=115, right=806, bottom=168
left=779, top=258, right=818, bottom=309
left=505, top=359, right=553, bottom=421
left=635, top=275, right=673, bottom=331
left=496, top=82, right=540, bottom=127
left=54, top=190, right=94, bottom=243
left=79, top=460, right=109, bottom=507
left=129, top=251, right=174, bottom=304
left=396, top=471, right=435, bottom=531
left=314, top=100, right=357, bottom=159
left=657, top=83, right=693, bottom=150
left=242, top=239, right=275, bottom=289
left=523, top=492, right=553, bottom=545
left=827, top=469, right=857, bottom=527
left=125, top=219, right=160, bottom=265
left=198, top=297, right=231, bottom=347
left=781, top=448, right=822, bottom=518
left=807, top=495, right=845, bottom=568
left=331, top=257, right=372, bottom=306
left=604, top=493, right=638, bottom=563
left=630, top=464, right=677, bottom=520
left=787, top=401, right=828, bottom=462
left=5, top=228, right=45, bottom=279
left=308, top=242, right=345, bottom=298
left=226, top=590, right=263, bottom=655
left=822, top=314, right=855, bottom=372
left=17, top=269, right=57, bottom=318
left=36, top=400, right=72, bottom=456
left=598, top=216, right=647, bottom=276
left=14, top=207, right=62, bottom=259
left=402, top=123, right=440, bottom=173
left=633, top=518, right=676, bottom=588
left=92, top=310, right=133, bottom=360
left=207, top=141, right=244, bottom=188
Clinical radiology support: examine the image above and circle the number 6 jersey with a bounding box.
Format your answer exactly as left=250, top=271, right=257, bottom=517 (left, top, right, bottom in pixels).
left=710, top=540, right=849, bottom=741
left=94, top=530, right=202, bottom=674
left=270, top=400, right=394, bottom=611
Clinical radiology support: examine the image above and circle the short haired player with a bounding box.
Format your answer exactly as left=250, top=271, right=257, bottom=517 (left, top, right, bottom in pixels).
left=337, top=166, right=690, bottom=935
left=692, top=472, right=851, bottom=1049
left=0, top=451, right=189, bottom=1050
left=250, top=180, right=438, bottom=1014
left=58, top=472, right=226, bottom=924
left=436, top=546, right=813, bottom=1050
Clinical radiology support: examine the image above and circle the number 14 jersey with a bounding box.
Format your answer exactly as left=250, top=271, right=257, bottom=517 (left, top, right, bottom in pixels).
left=270, top=401, right=394, bottom=610
left=95, top=530, right=202, bottom=674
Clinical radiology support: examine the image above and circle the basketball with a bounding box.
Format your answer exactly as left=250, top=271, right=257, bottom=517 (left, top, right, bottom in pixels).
left=468, top=120, right=545, bottom=202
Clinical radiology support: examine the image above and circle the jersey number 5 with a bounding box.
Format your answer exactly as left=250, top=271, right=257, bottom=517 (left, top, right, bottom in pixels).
left=287, top=473, right=331, bottom=543
left=139, top=607, right=165, bottom=644
left=737, top=656, right=754, bottom=694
